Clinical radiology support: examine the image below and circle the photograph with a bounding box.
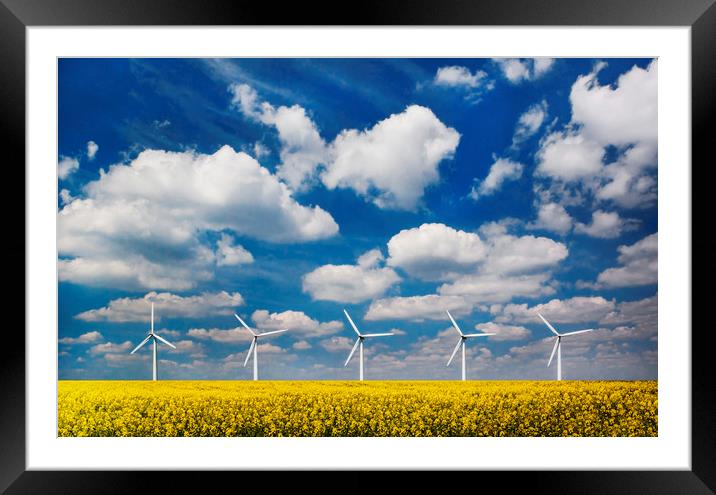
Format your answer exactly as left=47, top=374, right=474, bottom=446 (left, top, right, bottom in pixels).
left=57, top=57, right=658, bottom=438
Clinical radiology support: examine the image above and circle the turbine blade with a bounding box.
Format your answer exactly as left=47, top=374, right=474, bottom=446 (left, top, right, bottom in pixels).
left=538, top=313, right=560, bottom=336
left=257, top=329, right=288, bottom=337
left=560, top=328, right=595, bottom=337
left=130, top=335, right=152, bottom=354
left=154, top=333, right=176, bottom=349
left=150, top=302, right=154, bottom=334
left=344, top=338, right=361, bottom=367
left=446, top=310, right=463, bottom=336
left=447, top=339, right=462, bottom=367
left=362, top=333, right=394, bottom=337
left=463, top=333, right=496, bottom=337
left=547, top=338, right=559, bottom=367
left=234, top=313, right=257, bottom=336
left=343, top=309, right=361, bottom=336
left=243, top=338, right=256, bottom=367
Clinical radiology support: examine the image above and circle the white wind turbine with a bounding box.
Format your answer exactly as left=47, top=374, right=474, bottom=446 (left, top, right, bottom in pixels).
left=130, top=302, right=176, bottom=381
left=538, top=313, right=595, bottom=381
left=234, top=313, right=288, bottom=381
left=445, top=310, right=495, bottom=381
left=343, top=309, right=393, bottom=381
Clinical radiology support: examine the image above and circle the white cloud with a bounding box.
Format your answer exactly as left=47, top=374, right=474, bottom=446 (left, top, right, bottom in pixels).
left=386, top=223, right=487, bottom=281
left=574, top=210, right=633, bottom=239
left=215, top=233, right=254, bottom=266
left=322, top=105, right=460, bottom=210
left=481, top=230, right=568, bottom=275
left=230, top=83, right=328, bottom=191
left=534, top=60, right=658, bottom=209
left=89, top=341, right=133, bottom=355
left=252, top=142, right=270, bottom=159
left=86, top=141, right=99, bottom=160
left=512, top=100, right=548, bottom=147
left=469, top=157, right=524, bottom=200
left=59, top=331, right=103, bottom=345
left=438, top=272, right=555, bottom=304
left=169, top=340, right=207, bottom=358
left=231, top=85, right=460, bottom=211
left=595, top=233, right=657, bottom=288
left=365, top=294, right=474, bottom=322
left=498, top=296, right=616, bottom=324
left=495, top=58, right=554, bottom=84
left=292, top=340, right=312, bottom=350
left=570, top=61, right=657, bottom=150
left=75, top=291, right=244, bottom=322
left=536, top=131, right=605, bottom=182
left=187, top=327, right=252, bottom=343
left=58, top=156, right=79, bottom=180
left=433, top=65, right=488, bottom=88
left=474, top=322, right=531, bottom=341
left=251, top=309, right=343, bottom=338
left=58, top=146, right=338, bottom=290
left=319, top=336, right=355, bottom=353
left=59, top=189, right=74, bottom=205
left=527, top=203, right=573, bottom=235
left=302, top=249, right=400, bottom=304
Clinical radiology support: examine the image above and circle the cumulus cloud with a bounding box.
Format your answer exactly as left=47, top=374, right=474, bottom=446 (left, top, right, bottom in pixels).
left=534, top=60, right=657, bottom=210
left=512, top=100, right=548, bottom=147
left=469, top=157, right=524, bottom=200
left=59, top=331, right=103, bottom=345
left=230, top=83, right=328, bottom=191
left=365, top=294, right=474, bottom=322
left=215, top=233, right=254, bottom=266
left=319, top=336, right=355, bottom=352
left=474, top=322, right=531, bottom=341
left=438, top=272, right=556, bottom=304
left=386, top=223, right=487, bottom=281
left=86, top=141, right=99, bottom=160
left=58, top=156, right=79, bottom=180
left=595, top=233, right=657, bottom=288
left=231, top=85, right=460, bottom=211
left=497, top=296, right=616, bottom=324
left=527, top=203, right=573, bottom=235
left=89, top=341, right=133, bottom=355
left=322, top=105, right=460, bottom=210
left=187, top=327, right=252, bottom=343
left=292, top=340, right=312, bottom=350
left=495, top=58, right=554, bottom=84
left=536, top=131, right=605, bottom=182
left=434, top=66, right=488, bottom=88
left=302, top=249, right=400, bottom=304
left=574, top=210, right=636, bottom=239
left=57, top=146, right=338, bottom=290
left=251, top=309, right=343, bottom=338
left=75, top=291, right=244, bottom=322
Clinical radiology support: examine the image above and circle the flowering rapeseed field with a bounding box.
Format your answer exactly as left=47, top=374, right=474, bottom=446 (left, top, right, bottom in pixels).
left=58, top=380, right=657, bottom=437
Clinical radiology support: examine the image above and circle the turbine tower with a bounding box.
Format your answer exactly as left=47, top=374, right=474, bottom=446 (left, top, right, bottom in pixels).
left=445, top=310, right=495, bottom=381
left=343, top=309, right=393, bottom=381
left=538, top=313, right=596, bottom=380
left=130, top=302, right=176, bottom=381
left=234, top=314, right=288, bottom=380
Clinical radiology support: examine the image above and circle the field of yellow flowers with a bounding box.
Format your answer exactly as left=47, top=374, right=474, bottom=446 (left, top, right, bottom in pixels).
left=58, top=380, right=657, bottom=437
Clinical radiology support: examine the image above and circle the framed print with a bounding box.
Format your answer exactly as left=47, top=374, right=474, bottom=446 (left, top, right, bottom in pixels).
left=5, top=0, right=714, bottom=492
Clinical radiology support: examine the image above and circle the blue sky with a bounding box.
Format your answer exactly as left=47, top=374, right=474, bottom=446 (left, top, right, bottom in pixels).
left=58, top=57, right=658, bottom=380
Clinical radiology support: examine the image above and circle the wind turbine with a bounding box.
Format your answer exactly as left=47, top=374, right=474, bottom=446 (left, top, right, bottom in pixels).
left=343, top=309, right=393, bottom=381
left=234, top=313, right=288, bottom=381
left=445, top=310, right=495, bottom=381
left=130, top=302, right=176, bottom=381
left=538, top=313, right=595, bottom=381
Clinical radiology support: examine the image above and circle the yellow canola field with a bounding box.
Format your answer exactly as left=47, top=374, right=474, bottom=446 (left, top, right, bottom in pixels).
left=58, top=380, right=657, bottom=437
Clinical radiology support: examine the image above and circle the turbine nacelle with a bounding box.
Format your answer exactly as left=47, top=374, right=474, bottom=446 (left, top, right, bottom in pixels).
left=445, top=310, right=495, bottom=378
left=342, top=309, right=393, bottom=379
left=537, top=312, right=596, bottom=380
left=234, top=313, right=288, bottom=380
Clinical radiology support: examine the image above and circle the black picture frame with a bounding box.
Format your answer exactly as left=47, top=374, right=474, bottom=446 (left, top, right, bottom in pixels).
left=4, top=0, right=713, bottom=492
